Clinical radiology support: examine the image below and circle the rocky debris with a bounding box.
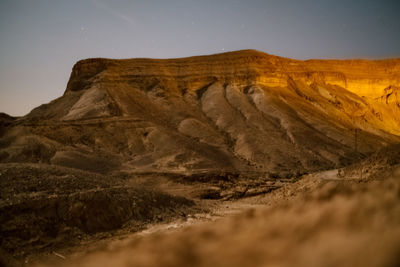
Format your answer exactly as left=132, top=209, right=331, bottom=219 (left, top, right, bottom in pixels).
left=45, top=170, right=400, bottom=267
left=0, top=164, right=196, bottom=260
left=338, top=144, right=400, bottom=179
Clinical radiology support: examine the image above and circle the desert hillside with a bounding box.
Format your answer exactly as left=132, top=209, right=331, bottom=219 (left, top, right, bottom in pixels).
left=8, top=50, right=400, bottom=175
left=1, top=50, right=400, bottom=266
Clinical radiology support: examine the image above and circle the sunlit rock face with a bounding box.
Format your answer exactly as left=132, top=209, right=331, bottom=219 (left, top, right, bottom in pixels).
left=2, top=50, right=400, bottom=175
left=65, top=50, right=400, bottom=97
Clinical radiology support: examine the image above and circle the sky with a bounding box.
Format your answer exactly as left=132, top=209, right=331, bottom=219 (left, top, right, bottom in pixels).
left=1, top=0, right=400, bottom=116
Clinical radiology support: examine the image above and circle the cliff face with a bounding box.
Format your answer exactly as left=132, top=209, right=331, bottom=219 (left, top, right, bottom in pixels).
left=65, top=50, right=400, bottom=97
left=2, top=50, right=400, bottom=176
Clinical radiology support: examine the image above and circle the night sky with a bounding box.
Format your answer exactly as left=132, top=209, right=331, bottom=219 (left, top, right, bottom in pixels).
left=1, top=0, right=400, bottom=116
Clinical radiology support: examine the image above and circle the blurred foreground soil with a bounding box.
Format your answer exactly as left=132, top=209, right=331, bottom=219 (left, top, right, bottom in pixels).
left=30, top=164, right=400, bottom=267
